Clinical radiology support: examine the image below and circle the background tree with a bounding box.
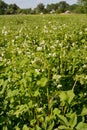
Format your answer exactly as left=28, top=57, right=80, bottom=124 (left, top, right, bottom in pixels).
left=57, top=1, right=69, bottom=13
left=19, top=8, right=32, bottom=14
left=69, top=4, right=79, bottom=13
left=0, top=0, right=8, bottom=14
left=0, top=0, right=87, bottom=15
left=6, top=4, right=20, bottom=14
left=46, top=3, right=58, bottom=13
left=78, top=0, right=87, bottom=13
left=35, top=3, right=45, bottom=14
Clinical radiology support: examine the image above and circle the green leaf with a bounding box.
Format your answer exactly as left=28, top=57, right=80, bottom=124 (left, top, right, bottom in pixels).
left=3, top=126, right=8, bottom=130
left=67, top=90, right=75, bottom=104
left=34, top=90, right=40, bottom=97
left=28, top=101, right=33, bottom=108
left=7, top=89, right=19, bottom=98
left=81, top=39, right=85, bottom=43
left=21, top=78, right=27, bottom=87
left=76, top=122, right=87, bottom=130
left=30, top=119, right=36, bottom=126
left=53, top=108, right=61, bottom=116
left=59, top=91, right=67, bottom=103
left=0, top=80, right=8, bottom=96
left=15, top=105, right=28, bottom=117
left=47, top=121, right=54, bottom=130
left=37, top=77, right=48, bottom=87
left=35, top=125, right=42, bottom=130
left=45, top=116, right=50, bottom=122
left=15, top=126, right=20, bottom=130
left=81, top=107, right=87, bottom=116
left=58, top=115, right=69, bottom=126
left=69, top=113, right=77, bottom=128
left=42, top=122, right=47, bottom=129
left=59, top=90, right=75, bottom=104
left=58, top=125, right=72, bottom=130
left=22, top=125, right=29, bottom=130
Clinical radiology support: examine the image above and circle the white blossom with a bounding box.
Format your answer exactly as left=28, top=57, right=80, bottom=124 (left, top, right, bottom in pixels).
left=12, top=39, right=15, bottom=43
left=53, top=74, right=61, bottom=81
left=37, top=46, right=42, bottom=51
left=40, top=40, right=45, bottom=45
left=79, top=31, right=82, bottom=35
left=85, top=28, right=87, bottom=31
left=82, top=64, right=86, bottom=68
left=35, top=69, right=40, bottom=74
left=57, top=84, right=62, bottom=89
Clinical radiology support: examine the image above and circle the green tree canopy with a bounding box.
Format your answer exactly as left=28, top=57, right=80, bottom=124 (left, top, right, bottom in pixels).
left=6, top=4, right=20, bottom=14
left=35, top=3, right=45, bottom=14
left=78, top=0, right=87, bottom=13
left=0, top=0, right=8, bottom=14
left=58, top=1, right=69, bottom=12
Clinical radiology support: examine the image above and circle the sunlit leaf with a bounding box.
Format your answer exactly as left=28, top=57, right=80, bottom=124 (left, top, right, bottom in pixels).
left=69, top=113, right=77, bottom=128
left=22, top=125, right=29, bottom=130
left=58, top=115, right=69, bottom=126
left=47, top=121, right=54, bottom=130
left=76, top=122, right=87, bottom=130
left=81, top=107, right=87, bottom=116
left=53, top=108, right=61, bottom=116
left=37, top=77, right=48, bottom=87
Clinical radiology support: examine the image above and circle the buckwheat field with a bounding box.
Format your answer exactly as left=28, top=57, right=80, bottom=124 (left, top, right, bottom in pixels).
left=0, top=14, right=87, bottom=130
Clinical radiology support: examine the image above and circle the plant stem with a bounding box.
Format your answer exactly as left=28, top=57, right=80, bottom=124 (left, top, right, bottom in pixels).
left=72, top=80, right=77, bottom=90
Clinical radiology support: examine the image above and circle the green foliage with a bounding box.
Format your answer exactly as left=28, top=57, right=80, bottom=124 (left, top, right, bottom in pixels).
left=0, top=0, right=7, bottom=14
left=0, top=0, right=87, bottom=15
left=35, top=3, right=45, bottom=14
left=0, top=14, right=87, bottom=129
left=78, top=0, right=87, bottom=13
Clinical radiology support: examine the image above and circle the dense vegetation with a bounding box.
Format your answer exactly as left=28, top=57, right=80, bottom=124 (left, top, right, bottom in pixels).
left=0, top=14, right=87, bottom=129
left=0, top=0, right=87, bottom=15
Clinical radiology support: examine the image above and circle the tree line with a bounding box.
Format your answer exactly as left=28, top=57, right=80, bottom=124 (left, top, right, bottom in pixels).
left=0, top=0, right=87, bottom=15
